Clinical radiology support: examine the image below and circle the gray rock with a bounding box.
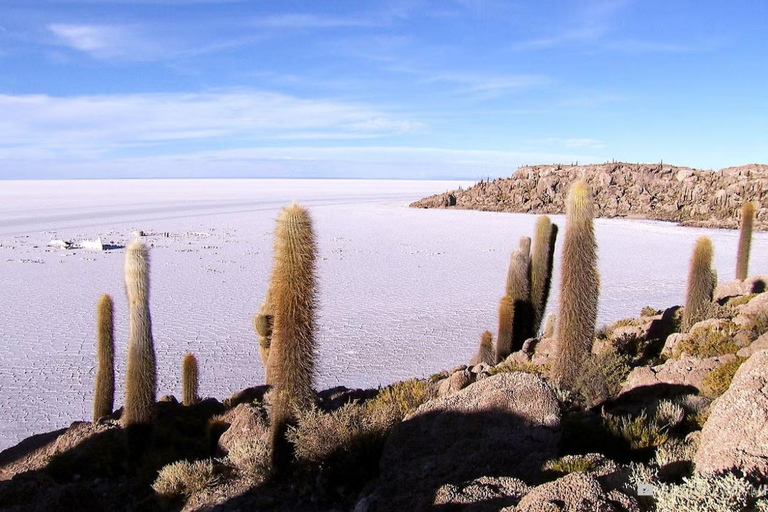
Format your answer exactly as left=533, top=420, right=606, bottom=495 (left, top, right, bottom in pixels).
left=217, top=403, right=268, bottom=455
left=372, top=373, right=561, bottom=511
left=433, top=475, right=529, bottom=509
left=437, top=368, right=474, bottom=396
left=515, top=472, right=639, bottom=512
left=695, top=349, right=768, bottom=476
left=738, top=332, right=768, bottom=358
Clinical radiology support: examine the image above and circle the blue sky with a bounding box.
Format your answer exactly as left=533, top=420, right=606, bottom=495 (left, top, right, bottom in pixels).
left=1, top=0, right=766, bottom=179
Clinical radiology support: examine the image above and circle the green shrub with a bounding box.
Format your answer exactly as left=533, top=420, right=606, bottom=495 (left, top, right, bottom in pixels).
left=488, top=360, right=548, bottom=377
left=544, top=455, right=599, bottom=478
left=602, top=411, right=669, bottom=451
left=673, top=322, right=740, bottom=358
left=703, top=357, right=746, bottom=397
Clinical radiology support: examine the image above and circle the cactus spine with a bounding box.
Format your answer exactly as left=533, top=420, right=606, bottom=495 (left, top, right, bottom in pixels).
left=122, top=241, right=157, bottom=428
left=266, top=203, right=317, bottom=469
left=552, top=180, right=600, bottom=389
left=470, top=331, right=495, bottom=365
left=495, top=296, right=514, bottom=363
left=736, top=202, right=754, bottom=281
left=93, top=294, right=114, bottom=422
left=530, top=215, right=558, bottom=335
left=182, top=353, right=199, bottom=406
left=683, top=237, right=715, bottom=331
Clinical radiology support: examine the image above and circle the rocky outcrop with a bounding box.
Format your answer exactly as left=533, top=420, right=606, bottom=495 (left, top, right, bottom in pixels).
left=372, top=372, right=561, bottom=511
left=620, top=355, right=737, bottom=396
left=432, top=475, right=530, bottom=510
left=515, top=472, right=639, bottom=512
left=695, top=350, right=768, bottom=476
left=411, top=163, right=768, bottom=230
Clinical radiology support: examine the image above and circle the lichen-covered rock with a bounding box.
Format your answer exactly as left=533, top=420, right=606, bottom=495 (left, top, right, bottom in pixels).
left=514, top=472, right=639, bottom=512
left=715, top=277, right=768, bottom=301
left=433, top=475, right=530, bottom=509
left=737, top=332, right=768, bottom=358
left=437, top=368, right=474, bottom=396
left=695, top=350, right=768, bottom=476
left=732, top=293, right=768, bottom=332
left=620, top=355, right=737, bottom=396
left=217, top=403, right=268, bottom=455
left=372, top=373, right=561, bottom=511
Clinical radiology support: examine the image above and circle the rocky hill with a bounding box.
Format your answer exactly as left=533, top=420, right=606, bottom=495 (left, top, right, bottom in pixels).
left=411, top=162, right=768, bottom=230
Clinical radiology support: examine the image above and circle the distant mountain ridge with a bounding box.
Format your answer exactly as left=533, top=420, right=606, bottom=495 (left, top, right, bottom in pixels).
left=411, top=162, right=768, bottom=230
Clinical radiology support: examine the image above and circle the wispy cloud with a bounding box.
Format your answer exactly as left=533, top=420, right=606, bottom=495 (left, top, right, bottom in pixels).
left=0, top=91, right=424, bottom=158
left=422, top=72, right=551, bottom=96
left=250, top=14, right=379, bottom=29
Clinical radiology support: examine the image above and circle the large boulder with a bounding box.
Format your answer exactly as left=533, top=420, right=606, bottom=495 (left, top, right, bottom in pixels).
left=371, top=373, right=561, bottom=511
left=515, top=472, right=639, bottom=512
left=217, top=403, right=268, bottom=455
left=433, top=475, right=530, bottom=510
left=695, top=350, right=768, bottom=476
left=715, top=277, right=768, bottom=301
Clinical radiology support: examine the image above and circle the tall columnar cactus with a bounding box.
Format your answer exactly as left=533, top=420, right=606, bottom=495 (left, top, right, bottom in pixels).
left=253, top=287, right=274, bottom=378
left=93, top=294, right=115, bottom=422
left=122, top=241, right=157, bottom=428
left=469, top=331, right=495, bottom=366
left=683, top=237, right=715, bottom=331
left=518, top=236, right=531, bottom=257
left=552, top=180, right=600, bottom=389
left=505, top=248, right=533, bottom=349
left=542, top=312, right=556, bottom=339
left=530, top=215, right=559, bottom=335
left=736, top=202, right=755, bottom=281
left=182, top=353, right=199, bottom=406
left=266, top=203, right=317, bottom=470
left=495, top=296, right=514, bottom=363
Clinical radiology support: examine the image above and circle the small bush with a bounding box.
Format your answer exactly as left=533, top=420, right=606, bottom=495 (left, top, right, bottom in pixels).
left=703, top=357, right=746, bottom=397
left=574, top=348, right=631, bottom=406
left=655, top=438, right=696, bottom=468
left=652, top=400, right=685, bottom=429
left=544, top=454, right=599, bottom=477
left=153, top=459, right=221, bottom=499
left=640, top=306, right=660, bottom=317
left=226, top=437, right=270, bottom=481
left=673, top=322, right=740, bottom=358
left=428, top=370, right=449, bottom=383
left=654, top=472, right=768, bottom=511
left=365, top=378, right=433, bottom=424
left=602, top=411, right=669, bottom=452
left=488, top=360, right=548, bottom=377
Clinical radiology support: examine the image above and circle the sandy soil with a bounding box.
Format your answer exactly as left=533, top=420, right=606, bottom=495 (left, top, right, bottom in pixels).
left=1, top=178, right=766, bottom=450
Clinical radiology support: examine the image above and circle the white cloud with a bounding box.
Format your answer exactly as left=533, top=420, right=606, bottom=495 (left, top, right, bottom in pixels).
left=48, top=23, right=157, bottom=59
left=0, top=146, right=604, bottom=179
left=0, top=91, right=423, bottom=157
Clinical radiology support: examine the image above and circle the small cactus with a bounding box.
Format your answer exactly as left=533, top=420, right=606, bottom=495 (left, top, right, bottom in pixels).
left=93, top=294, right=114, bottom=422
left=182, top=353, right=199, bottom=406
left=530, top=216, right=558, bottom=334
left=266, top=203, right=318, bottom=470
left=683, top=237, right=715, bottom=331
left=736, top=202, right=754, bottom=281
left=122, top=241, right=157, bottom=428
left=469, top=331, right=495, bottom=366
left=552, top=180, right=600, bottom=389
left=518, top=236, right=531, bottom=257
left=254, top=287, right=274, bottom=379
left=495, top=296, right=514, bottom=363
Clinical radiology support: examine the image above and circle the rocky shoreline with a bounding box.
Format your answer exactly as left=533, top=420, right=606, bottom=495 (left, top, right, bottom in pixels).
left=411, top=162, right=768, bottom=230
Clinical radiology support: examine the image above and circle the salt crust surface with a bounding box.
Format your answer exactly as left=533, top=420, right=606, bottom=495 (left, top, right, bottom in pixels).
left=1, top=178, right=766, bottom=450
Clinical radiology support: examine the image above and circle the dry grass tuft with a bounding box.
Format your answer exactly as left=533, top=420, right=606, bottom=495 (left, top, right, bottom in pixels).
left=153, top=459, right=221, bottom=499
